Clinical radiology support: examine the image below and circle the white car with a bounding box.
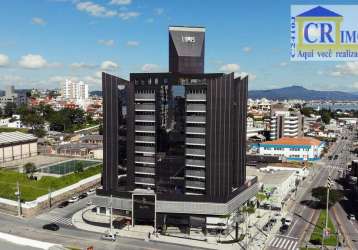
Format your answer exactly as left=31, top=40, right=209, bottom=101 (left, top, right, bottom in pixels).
left=68, top=196, right=79, bottom=203
left=349, top=214, right=356, bottom=221
left=86, top=188, right=96, bottom=195
left=101, top=232, right=116, bottom=241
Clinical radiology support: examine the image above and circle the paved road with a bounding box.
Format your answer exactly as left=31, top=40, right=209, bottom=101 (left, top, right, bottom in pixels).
left=267, top=127, right=355, bottom=250
left=0, top=195, right=203, bottom=250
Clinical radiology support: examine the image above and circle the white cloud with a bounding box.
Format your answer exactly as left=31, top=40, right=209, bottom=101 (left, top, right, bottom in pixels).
left=0, top=75, right=22, bottom=83
left=127, top=40, right=139, bottom=47
left=110, top=0, right=132, bottom=5
left=118, top=11, right=140, bottom=20
left=31, top=17, right=46, bottom=26
left=18, top=54, right=47, bottom=69
left=141, top=64, right=160, bottom=72
left=76, top=1, right=117, bottom=17
left=97, top=39, right=115, bottom=47
left=0, top=54, right=10, bottom=66
left=352, top=82, right=358, bottom=90
left=237, top=72, right=256, bottom=81
left=333, top=62, right=358, bottom=76
left=242, top=47, right=252, bottom=53
left=101, top=60, right=118, bottom=70
left=219, top=63, right=240, bottom=72
left=70, top=62, right=96, bottom=69
left=279, top=62, right=287, bottom=67
left=154, top=8, right=164, bottom=15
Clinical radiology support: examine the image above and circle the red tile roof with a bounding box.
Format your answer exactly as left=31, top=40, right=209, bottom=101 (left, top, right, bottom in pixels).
left=261, top=137, right=321, bottom=146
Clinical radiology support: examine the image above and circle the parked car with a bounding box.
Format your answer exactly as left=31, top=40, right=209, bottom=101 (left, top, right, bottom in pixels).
left=281, top=216, right=293, bottom=226
left=101, top=232, right=116, bottom=241
left=263, top=222, right=272, bottom=231
left=79, top=193, right=88, bottom=199
left=279, top=224, right=289, bottom=234
left=43, top=223, right=59, bottom=231
left=270, top=218, right=277, bottom=223
left=87, top=188, right=96, bottom=195
left=68, top=196, right=79, bottom=203
left=348, top=214, right=356, bottom=221
left=58, top=201, right=69, bottom=208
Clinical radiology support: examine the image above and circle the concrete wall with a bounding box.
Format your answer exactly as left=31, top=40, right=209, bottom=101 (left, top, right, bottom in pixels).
left=0, top=174, right=101, bottom=217
left=0, top=142, right=38, bottom=163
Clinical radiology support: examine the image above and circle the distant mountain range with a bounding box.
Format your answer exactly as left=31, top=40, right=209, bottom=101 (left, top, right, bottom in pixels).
left=91, top=86, right=358, bottom=101
left=248, top=85, right=358, bottom=101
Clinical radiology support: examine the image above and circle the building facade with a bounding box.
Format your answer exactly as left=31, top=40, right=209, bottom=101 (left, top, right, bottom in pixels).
left=62, top=80, right=89, bottom=101
left=258, top=137, right=324, bottom=161
left=0, top=85, right=27, bottom=109
left=96, top=26, right=258, bottom=229
left=270, top=104, right=304, bottom=140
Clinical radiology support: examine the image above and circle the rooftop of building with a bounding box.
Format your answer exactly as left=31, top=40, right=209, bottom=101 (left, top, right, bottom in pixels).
left=247, top=166, right=295, bottom=186
left=0, top=132, right=37, bottom=146
left=261, top=137, right=322, bottom=146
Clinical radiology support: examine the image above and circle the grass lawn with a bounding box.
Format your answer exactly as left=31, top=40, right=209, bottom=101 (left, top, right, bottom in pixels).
left=0, top=164, right=102, bottom=202
left=0, top=127, right=29, bottom=133
left=309, top=209, right=338, bottom=246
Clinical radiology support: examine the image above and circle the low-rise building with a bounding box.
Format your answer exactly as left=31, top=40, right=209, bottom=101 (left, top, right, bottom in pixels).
left=258, top=137, right=324, bottom=161
left=0, top=132, right=38, bottom=163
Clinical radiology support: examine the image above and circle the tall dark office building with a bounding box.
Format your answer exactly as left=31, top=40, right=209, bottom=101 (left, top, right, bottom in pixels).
left=96, top=26, right=258, bottom=229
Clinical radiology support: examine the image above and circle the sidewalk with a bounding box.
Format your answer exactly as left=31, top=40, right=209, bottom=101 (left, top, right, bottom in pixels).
left=72, top=208, right=222, bottom=249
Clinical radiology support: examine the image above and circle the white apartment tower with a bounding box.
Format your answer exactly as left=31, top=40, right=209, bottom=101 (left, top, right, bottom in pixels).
left=62, top=80, right=89, bottom=101
left=270, top=104, right=304, bottom=140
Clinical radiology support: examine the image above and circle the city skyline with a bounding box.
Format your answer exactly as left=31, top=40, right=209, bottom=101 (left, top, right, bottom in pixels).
left=0, top=0, right=358, bottom=92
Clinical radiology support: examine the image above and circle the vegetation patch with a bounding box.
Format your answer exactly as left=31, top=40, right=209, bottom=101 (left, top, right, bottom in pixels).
left=0, top=164, right=102, bottom=202
left=309, top=210, right=338, bottom=246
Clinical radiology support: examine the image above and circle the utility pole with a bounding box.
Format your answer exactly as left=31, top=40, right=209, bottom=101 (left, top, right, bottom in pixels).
left=15, top=181, right=21, bottom=216
left=48, top=187, right=52, bottom=208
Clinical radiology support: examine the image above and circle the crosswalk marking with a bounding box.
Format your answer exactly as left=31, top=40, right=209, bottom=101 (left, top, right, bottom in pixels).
left=269, top=236, right=299, bottom=250
left=37, top=214, right=73, bottom=226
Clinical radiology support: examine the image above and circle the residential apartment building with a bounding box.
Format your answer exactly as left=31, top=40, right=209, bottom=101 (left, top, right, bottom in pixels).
left=62, top=80, right=89, bottom=101
left=95, top=26, right=258, bottom=230
left=0, top=85, right=27, bottom=108
left=270, top=104, right=304, bottom=140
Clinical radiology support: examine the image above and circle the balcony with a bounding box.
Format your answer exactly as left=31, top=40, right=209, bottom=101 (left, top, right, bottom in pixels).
left=186, top=127, right=205, bottom=134
left=135, top=156, right=155, bottom=164
left=186, top=104, right=206, bottom=112
left=135, top=146, right=155, bottom=154
left=135, top=125, right=155, bottom=133
left=135, top=103, right=155, bottom=111
left=186, top=93, right=206, bottom=101
left=186, top=148, right=205, bottom=157
left=185, top=169, right=205, bottom=178
left=186, top=137, right=205, bottom=145
left=186, top=180, right=205, bottom=190
left=135, top=167, right=155, bottom=175
left=186, top=159, right=205, bottom=167
left=135, top=177, right=155, bottom=185
left=135, top=135, right=155, bottom=143
left=135, top=115, right=155, bottom=122
left=186, top=116, right=206, bottom=123
left=135, top=93, right=155, bottom=101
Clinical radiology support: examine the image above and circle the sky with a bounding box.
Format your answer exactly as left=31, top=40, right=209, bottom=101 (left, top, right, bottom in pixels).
left=0, top=0, right=357, bottom=91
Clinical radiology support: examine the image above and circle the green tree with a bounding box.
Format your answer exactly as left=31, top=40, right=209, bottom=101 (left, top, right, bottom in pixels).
left=23, top=162, right=37, bottom=177
left=311, top=186, right=343, bottom=208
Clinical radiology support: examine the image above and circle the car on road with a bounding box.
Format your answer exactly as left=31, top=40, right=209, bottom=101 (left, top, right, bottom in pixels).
left=348, top=214, right=356, bottom=220
left=334, top=155, right=338, bottom=159
left=328, top=155, right=332, bottom=160
left=281, top=216, right=292, bottom=226
left=270, top=218, right=277, bottom=223
left=42, top=223, right=59, bottom=231
left=68, top=196, right=79, bottom=203
left=101, top=232, right=117, bottom=241
left=87, top=188, right=96, bottom=195
left=79, top=193, right=88, bottom=199
left=279, top=224, right=289, bottom=234
left=58, top=201, right=69, bottom=208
